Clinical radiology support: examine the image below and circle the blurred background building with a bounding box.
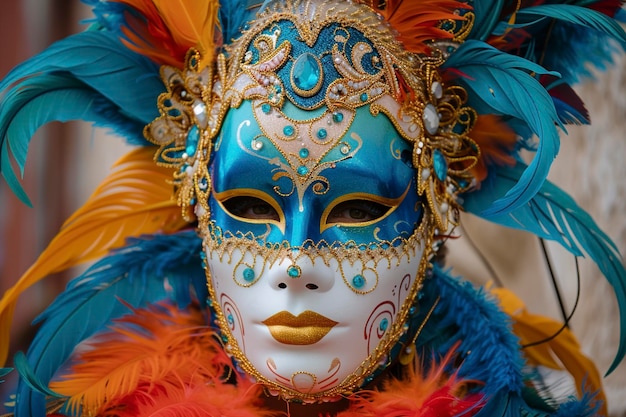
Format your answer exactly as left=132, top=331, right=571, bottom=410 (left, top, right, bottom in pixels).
left=0, top=1, right=624, bottom=415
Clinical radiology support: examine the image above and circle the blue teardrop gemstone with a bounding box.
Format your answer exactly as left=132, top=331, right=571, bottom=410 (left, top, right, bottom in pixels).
left=292, top=53, right=322, bottom=96
left=433, top=149, right=448, bottom=181
left=186, top=125, right=200, bottom=156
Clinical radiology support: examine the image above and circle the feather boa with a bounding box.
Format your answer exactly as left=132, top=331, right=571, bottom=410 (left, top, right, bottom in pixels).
left=47, top=303, right=484, bottom=417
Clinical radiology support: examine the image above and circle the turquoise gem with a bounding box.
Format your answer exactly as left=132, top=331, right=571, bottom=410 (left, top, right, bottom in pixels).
left=283, top=125, right=295, bottom=136
left=186, top=125, right=200, bottom=156
left=379, top=318, right=389, bottom=332
left=243, top=267, right=255, bottom=282
left=227, top=314, right=234, bottom=325
left=287, top=265, right=301, bottom=278
left=352, top=274, right=365, bottom=289
left=360, top=93, right=368, bottom=102
left=332, top=112, right=344, bottom=123
left=299, top=148, right=309, bottom=158
left=292, top=53, right=322, bottom=95
left=432, top=149, right=448, bottom=181
left=317, top=128, right=327, bottom=139
left=261, top=103, right=271, bottom=114
left=297, top=165, right=309, bottom=176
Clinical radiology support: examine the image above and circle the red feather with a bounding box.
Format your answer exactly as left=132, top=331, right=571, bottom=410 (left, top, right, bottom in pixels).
left=111, top=0, right=220, bottom=67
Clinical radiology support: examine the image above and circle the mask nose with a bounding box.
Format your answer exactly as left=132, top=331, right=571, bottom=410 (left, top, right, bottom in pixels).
left=284, top=211, right=312, bottom=248
left=269, top=254, right=335, bottom=293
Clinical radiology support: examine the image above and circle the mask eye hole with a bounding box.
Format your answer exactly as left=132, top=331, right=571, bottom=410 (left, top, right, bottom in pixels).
left=326, top=199, right=391, bottom=225
left=222, top=196, right=280, bottom=221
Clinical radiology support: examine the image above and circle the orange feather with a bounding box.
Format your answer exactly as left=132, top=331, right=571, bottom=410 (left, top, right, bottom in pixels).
left=0, top=147, right=186, bottom=367
left=50, top=303, right=274, bottom=417
left=363, top=0, right=470, bottom=55
left=470, top=115, right=518, bottom=185
left=112, top=0, right=220, bottom=68
left=491, top=286, right=607, bottom=416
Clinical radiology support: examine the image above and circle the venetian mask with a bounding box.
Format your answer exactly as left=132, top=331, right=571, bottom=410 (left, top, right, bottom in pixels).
left=146, top=0, right=477, bottom=402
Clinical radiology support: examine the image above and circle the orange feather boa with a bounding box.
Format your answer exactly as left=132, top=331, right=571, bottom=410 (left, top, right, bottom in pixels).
left=49, top=303, right=483, bottom=417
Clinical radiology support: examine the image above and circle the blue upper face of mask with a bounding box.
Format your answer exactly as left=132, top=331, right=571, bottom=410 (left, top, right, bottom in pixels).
left=207, top=99, right=422, bottom=248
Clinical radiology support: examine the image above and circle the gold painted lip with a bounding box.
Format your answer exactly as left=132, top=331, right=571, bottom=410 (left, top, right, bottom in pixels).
left=262, top=310, right=338, bottom=345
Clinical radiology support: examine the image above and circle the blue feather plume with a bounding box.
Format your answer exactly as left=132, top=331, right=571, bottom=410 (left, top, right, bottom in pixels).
left=82, top=0, right=135, bottom=35
left=432, top=268, right=524, bottom=394
left=13, top=230, right=205, bottom=417
left=463, top=163, right=626, bottom=375
left=444, top=40, right=562, bottom=217
left=0, top=30, right=164, bottom=204
left=219, top=0, right=257, bottom=44
left=418, top=268, right=594, bottom=416
left=467, top=0, right=508, bottom=41
left=504, top=5, right=626, bottom=83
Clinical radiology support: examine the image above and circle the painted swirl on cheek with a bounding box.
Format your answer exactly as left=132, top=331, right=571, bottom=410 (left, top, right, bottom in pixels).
left=364, top=273, right=413, bottom=354
left=394, top=273, right=413, bottom=303
left=220, top=294, right=246, bottom=351
left=365, top=301, right=396, bottom=355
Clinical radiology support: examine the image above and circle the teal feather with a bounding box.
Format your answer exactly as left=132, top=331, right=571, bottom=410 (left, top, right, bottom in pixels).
left=14, top=231, right=205, bottom=417
left=463, top=163, right=626, bottom=374
left=444, top=40, right=561, bottom=217
left=0, top=79, right=144, bottom=205
left=0, top=31, right=164, bottom=204
left=13, top=353, right=64, bottom=400
left=0, top=367, right=11, bottom=384
left=219, top=0, right=261, bottom=43
left=467, top=0, right=509, bottom=41
left=514, top=5, right=626, bottom=41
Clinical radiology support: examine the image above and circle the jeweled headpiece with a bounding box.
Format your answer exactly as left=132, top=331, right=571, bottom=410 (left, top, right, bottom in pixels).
left=146, top=0, right=477, bottom=234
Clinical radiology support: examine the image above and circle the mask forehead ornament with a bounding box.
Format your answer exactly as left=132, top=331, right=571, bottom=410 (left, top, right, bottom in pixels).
left=147, top=0, right=477, bottom=232
left=145, top=0, right=478, bottom=401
